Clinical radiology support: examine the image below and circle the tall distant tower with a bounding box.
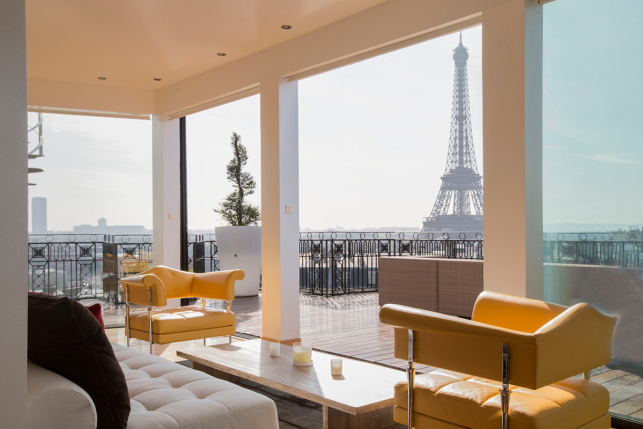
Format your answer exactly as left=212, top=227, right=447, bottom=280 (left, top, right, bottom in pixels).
left=32, top=197, right=47, bottom=233
left=422, top=35, right=483, bottom=233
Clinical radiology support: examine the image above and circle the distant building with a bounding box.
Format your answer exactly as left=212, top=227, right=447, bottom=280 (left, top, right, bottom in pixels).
left=72, top=218, right=148, bottom=235
left=32, top=197, right=47, bottom=233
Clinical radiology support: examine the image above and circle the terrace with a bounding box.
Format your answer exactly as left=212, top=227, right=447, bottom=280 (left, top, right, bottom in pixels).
left=33, top=230, right=643, bottom=420
left=3, top=0, right=643, bottom=428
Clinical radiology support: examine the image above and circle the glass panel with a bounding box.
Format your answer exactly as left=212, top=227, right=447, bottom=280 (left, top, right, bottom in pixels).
left=27, top=113, right=152, bottom=326
left=185, top=95, right=261, bottom=273
left=543, top=0, right=643, bottom=421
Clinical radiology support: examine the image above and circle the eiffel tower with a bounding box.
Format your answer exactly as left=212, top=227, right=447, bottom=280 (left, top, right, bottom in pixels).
left=422, top=34, right=483, bottom=233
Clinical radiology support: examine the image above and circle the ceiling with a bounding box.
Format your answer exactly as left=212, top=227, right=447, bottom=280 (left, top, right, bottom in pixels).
left=26, top=0, right=389, bottom=90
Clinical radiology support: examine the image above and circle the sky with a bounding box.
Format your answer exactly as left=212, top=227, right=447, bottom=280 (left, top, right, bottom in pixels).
left=28, top=1, right=643, bottom=233
left=27, top=113, right=152, bottom=232
left=542, top=0, right=643, bottom=228
left=186, top=27, right=482, bottom=231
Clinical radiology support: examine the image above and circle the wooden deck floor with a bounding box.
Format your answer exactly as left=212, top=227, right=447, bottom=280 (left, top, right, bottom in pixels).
left=102, top=292, right=643, bottom=419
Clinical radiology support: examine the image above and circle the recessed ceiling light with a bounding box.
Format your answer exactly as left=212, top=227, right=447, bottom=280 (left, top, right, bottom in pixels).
left=98, top=77, right=106, bottom=80
left=153, top=78, right=162, bottom=81
left=217, top=52, right=226, bottom=56
left=281, top=25, right=292, bottom=30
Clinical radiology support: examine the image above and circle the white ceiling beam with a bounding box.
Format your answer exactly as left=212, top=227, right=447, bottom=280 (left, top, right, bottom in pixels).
left=155, top=0, right=518, bottom=117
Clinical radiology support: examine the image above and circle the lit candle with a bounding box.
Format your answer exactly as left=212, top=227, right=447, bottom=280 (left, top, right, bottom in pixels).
left=293, top=346, right=309, bottom=363
left=269, top=342, right=280, bottom=357
left=331, top=359, right=342, bottom=376
left=293, top=342, right=312, bottom=365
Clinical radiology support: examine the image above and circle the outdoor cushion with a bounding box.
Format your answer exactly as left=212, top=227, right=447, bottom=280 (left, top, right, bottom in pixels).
left=128, top=306, right=235, bottom=334
left=394, top=370, right=610, bottom=429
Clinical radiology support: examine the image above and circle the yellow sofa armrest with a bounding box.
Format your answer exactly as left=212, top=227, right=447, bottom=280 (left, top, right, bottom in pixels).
left=120, top=274, right=168, bottom=307
left=191, top=270, right=245, bottom=302
left=380, top=304, right=541, bottom=388
left=534, top=303, right=616, bottom=387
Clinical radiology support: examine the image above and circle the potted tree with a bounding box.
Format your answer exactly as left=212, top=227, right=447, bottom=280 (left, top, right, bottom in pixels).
left=214, top=132, right=261, bottom=296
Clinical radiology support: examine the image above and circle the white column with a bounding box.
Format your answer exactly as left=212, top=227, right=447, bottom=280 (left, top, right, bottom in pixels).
left=260, top=77, right=301, bottom=342
left=0, top=0, right=27, bottom=426
left=152, top=115, right=181, bottom=306
left=482, top=0, right=544, bottom=299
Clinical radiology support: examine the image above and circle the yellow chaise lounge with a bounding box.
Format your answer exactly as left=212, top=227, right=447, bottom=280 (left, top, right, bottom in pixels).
left=120, top=265, right=244, bottom=353
left=380, top=291, right=617, bottom=429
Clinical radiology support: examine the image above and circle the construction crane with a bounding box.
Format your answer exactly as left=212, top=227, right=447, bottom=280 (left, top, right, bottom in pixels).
left=28, top=113, right=45, bottom=185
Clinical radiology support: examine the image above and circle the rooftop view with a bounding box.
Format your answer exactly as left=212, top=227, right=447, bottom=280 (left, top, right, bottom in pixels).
left=4, top=0, right=643, bottom=428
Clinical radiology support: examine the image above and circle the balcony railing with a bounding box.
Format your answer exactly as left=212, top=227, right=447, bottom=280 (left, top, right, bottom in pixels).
left=28, top=234, right=218, bottom=303
left=543, top=234, right=643, bottom=268
left=187, top=234, right=220, bottom=272
left=28, top=232, right=643, bottom=301
left=299, top=232, right=483, bottom=295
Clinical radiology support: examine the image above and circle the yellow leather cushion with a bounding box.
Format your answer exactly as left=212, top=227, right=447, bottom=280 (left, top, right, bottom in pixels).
left=129, top=306, right=235, bottom=334
left=394, top=370, right=609, bottom=429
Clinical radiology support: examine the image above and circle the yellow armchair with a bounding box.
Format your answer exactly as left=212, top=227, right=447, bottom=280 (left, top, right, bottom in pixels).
left=380, top=291, right=617, bottom=429
left=120, top=266, right=244, bottom=353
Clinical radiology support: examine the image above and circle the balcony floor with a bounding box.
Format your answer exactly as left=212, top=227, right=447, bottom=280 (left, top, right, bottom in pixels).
left=102, top=292, right=643, bottom=420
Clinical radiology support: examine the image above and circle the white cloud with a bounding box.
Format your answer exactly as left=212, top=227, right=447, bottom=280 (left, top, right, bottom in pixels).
left=578, top=154, right=640, bottom=165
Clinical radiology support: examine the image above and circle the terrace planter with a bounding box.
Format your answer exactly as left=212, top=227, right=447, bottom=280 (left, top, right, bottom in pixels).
left=215, top=226, right=261, bottom=297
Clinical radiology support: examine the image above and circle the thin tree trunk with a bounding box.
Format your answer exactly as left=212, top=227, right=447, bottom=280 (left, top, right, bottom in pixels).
left=233, top=135, right=244, bottom=226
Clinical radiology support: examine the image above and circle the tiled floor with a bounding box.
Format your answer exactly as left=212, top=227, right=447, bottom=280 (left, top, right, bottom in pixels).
left=102, top=292, right=643, bottom=420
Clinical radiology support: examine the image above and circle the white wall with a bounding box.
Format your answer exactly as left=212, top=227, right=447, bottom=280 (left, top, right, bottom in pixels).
left=152, top=115, right=182, bottom=307
left=482, top=0, right=544, bottom=298
left=28, top=79, right=155, bottom=116
left=260, top=78, right=301, bottom=342
left=0, top=0, right=28, bottom=426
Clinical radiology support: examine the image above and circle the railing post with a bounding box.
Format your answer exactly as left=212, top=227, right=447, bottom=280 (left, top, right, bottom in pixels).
left=194, top=241, right=205, bottom=273
left=102, top=241, right=118, bottom=302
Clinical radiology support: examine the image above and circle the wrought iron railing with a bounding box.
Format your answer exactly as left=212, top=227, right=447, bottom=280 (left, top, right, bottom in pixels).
left=187, top=234, right=220, bottom=273
left=28, top=234, right=154, bottom=303
left=543, top=236, right=643, bottom=268
left=28, top=234, right=218, bottom=304
left=29, top=231, right=643, bottom=301
left=299, top=232, right=484, bottom=296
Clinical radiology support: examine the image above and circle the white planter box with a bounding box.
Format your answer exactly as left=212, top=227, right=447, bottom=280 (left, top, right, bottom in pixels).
left=215, top=226, right=261, bottom=297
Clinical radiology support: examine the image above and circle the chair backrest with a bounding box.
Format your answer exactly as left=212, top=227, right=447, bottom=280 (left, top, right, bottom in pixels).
left=141, top=266, right=195, bottom=299
left=472, top=292, right=568, bottom=333
left=382, top=292, right=617, bottom=389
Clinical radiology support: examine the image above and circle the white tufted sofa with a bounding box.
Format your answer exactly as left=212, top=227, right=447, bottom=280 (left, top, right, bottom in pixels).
left=27, top=342, right=279, bottom=429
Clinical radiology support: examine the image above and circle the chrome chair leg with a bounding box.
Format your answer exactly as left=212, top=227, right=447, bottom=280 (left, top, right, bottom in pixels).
left=125, top=287, right=130, bottom=348
left=583, top=370, right=591, bottom=380
left=500, top=344, right=511, bottom=429
left=203, top=338, right=207, bottom=346
left=148, top=287, right=153, bottom=355
left=407, top=329, right=415, bottom=429
left=226, top=301, right=233, bottom=345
